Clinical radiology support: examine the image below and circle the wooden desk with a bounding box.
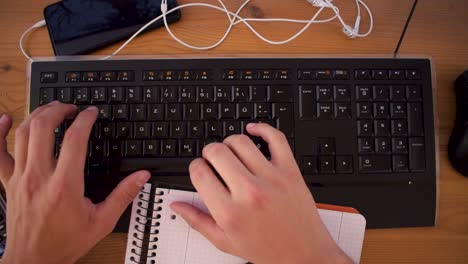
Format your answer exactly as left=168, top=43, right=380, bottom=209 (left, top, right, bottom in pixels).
left=0, top=0, right=467, bottom=263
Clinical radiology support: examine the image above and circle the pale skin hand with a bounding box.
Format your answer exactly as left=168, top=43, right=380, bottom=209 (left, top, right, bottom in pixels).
left=171, top=123, right=353, bottom=264
left=0, top=102, right=150, bottom=264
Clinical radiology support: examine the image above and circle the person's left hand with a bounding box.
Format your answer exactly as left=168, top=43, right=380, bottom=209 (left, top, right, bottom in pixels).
left=0, top=102, right=150, bottom=264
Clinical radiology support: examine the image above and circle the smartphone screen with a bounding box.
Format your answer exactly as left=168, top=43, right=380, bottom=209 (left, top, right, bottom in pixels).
left=44, top=0, right=181, bottom=56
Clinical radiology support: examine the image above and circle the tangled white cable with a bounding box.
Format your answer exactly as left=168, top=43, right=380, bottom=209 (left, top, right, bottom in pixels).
left=20, top=0, right=373, bottom=61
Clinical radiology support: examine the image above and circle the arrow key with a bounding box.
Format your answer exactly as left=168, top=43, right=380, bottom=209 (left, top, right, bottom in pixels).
left=303, top=156, right=318, bottom=174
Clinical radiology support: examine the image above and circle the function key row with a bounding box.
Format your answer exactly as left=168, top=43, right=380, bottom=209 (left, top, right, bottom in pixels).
left=39, top=85, right=294, bottom=105
left=222, top=70, right=290, bottom=80
left=65, top=71, right=134, bottom=83
left=143, top=70, right=211, bottom=81
left=355, top=69, right=421, bottom=80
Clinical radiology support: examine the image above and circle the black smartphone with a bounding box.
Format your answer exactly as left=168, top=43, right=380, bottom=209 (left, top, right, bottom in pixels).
left=44, top=0, right=181, bottom=56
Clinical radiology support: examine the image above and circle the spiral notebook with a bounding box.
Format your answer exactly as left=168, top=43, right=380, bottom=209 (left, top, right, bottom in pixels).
left=125, top=183, right=366, bottom=264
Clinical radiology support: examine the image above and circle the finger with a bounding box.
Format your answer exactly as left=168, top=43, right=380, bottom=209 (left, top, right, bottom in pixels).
left=0, top=114, right=14, bottom=184
left=27, top=102, right=77, bottom=173
left=189, top=158, right=231, bottom=220
left=56, top=106, right=97, bottom=191
left=170, top=202, right=231, bottom=253
left=95, top=171, right=150, bottom=237
left=223, top=134, right=273, bottom=177
left=14, top=102, right=59, bottom=174
left=202, top=143, right=255, bottom=191
left=245, top=123, right=296, bottom=168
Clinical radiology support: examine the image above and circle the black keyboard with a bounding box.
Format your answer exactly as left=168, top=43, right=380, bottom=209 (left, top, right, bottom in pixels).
left=29, top=58, right=437, bottom=229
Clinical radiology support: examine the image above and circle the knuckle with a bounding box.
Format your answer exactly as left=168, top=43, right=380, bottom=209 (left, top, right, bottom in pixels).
left=244, top=181, right=267, bottom=209
left=225, top=134, right=250, bottom=146
left=15, top=123, right=28, bottom=138
left=30, top=115, right=51, bottom=130
left=274, top=130, right=287, bottom=142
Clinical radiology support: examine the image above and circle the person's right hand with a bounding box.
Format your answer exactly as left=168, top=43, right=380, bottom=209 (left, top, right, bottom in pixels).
left=171, top=123, right=352, bottom=264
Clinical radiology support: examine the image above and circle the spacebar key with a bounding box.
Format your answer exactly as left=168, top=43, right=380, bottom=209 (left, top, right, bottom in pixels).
left=117, top=158, right=194, bottom=175
left=359, top=155, right=392, bottom=173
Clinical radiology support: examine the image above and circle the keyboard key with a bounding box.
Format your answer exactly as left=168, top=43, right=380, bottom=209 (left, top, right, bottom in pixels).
left=334, top=85, right=351, bottom=101
left=144, top=87, right=160, bottom=103
left=183, top=104, right=200, bottom=120
left=318, top=138, right=335, bottom=155
left=144, top=140, right=160, bottom=156
left=40, top=88, right=55, bottom=105
left=392, top=155, right=409, bottom=172
left=196, top=70, right=211, bottom=80
left=143, top=71, right=160, bottom=81
left=166, top=104, right=182, bottom=120
left=152, top=122, right=169, bottom=138
left=358, top=120, right=373, bottom=136
left=408, top=103, right=424, bottom=136
left=117, top=71, right=134, bottom=81
left=390, top=103, right=407, bottom=119
left=251, top=137, right=271, bottom=158
left=375, top=137, right=391, bottom=153
left=82, top=72, right=99, bottom=82
left=298, top=70, right=314, bottom=80
left=359, top=155, right=391, bottom=173
left=392, top=138, right=408, bottom=153
left=162, top=86, right=178, bottom=102
left=180, top=140, right=196, bottom=157
left=409, top=137, right=425, bottom=171
left=319, top=156, right=335, bottom=174
left=89, top=140, right=106, bottom=157
left=255, top=103, right=271, bottom=119
left=99, top=122, right=114, bottom=138
left=335, top=103, right=351, bottom=119
left=109, top=140, right=123, bottom=157
left=233, top=86, right=249, bottom=102
left=74, top=88, right=89, bottom=104
left=268, top=85, right=293, bottom=102
left=258, top=70, right=273, bottom=80
left=125, top=140, right=142, bottom=156
left=390, top=85, right=406, bottom=101
left=161, top=140, right=177, bottom=156
left=299, top=85, right=316, bottom=120
left=179, top=86, right=195, bottom=102
left=336, top=156, right=353, bottom=174
left=407, top=85, right=422, bottom=101
left=130, top=104, right=146, bottom=121
left=389, top=70, right=405, bottom=80
left=197, top=86, right=214, bottom=102
left=374, top=120, right=390, bottom=136
left=315, top=70, right=332, bottom=80
left=91, top=87, right=108, bottom=103
left=100, top=71, right=117, bottom=82
left=215, top=86, right=232, bottom=102
left=202, top=104, right=219, bottom=120
left=206, top=121, right=222, bottom=138
left=333, top=70, right=349, bottom=80
left=220, top=103, right=236, bottom=119
left=237, top=103, right=254, bottom=119
left=373, top=102, right=389, bottom=119
left=355, top=69, right=370, bottom=80
left=250, top=85, right=267, bottom=101
left=116, top=122, right=132, bottom=138
left=223, top=70, right=240, bottom=80
left=134, top=122, right=151, bottom=139
left=372, top=70, right=388, bottom=80
left=188, top=121, right=204, bottom=138
left=303, top=156, right=318, bottom=174
left=65, top=72, right=80, bottom=83
left=180, top=70, right=195, bottom=81
left=241, top=70, right=256, bottom=80
left=357, top=103, right=372, bottom=119
left=406, top=70, right=421, bottom=80
left=223, top=121, right=241, bottom=137
left=373, top=85, right=389, bottom=101
left=273, top=103, right=294, bottom=137
left=127, top=87, right=142, bottom=103
left=276, top=70, right=290, bottom=80
left=57, top=88, right=73, bottom=103
left=356, top=85, right=372, bottom=101
left=97, top=105, right=111, bottom=119
left=391, top=120, right=408, bottom=136
left=170, top=122, right=186, bottom=138
left=317, top=103, right=333, bottom=119
left=109, top=87, right=124, bottom=102
left=162, top=70, right=179, bottom=81
left=317, top=85, right=334, bottom=102
left=148, top=104, right=164, bottom=120
left=358, top=137, right=374, bottom=153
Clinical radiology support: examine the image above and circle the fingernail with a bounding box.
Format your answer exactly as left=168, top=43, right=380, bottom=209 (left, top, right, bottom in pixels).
left=0, top=114, right=6, bottom=124
left=86, top=106, right=98, bottom=112
left=136, top=171, right=151, bottom=187
left=246, top=123, right=257, bottom=130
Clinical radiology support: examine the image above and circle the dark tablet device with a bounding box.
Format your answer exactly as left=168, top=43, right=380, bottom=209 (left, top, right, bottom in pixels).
left=44, top=0, right=181, bottom=56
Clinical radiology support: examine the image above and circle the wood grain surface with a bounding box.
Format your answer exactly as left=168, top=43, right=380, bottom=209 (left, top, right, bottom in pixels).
left=0, top=0, right=467, bottom=263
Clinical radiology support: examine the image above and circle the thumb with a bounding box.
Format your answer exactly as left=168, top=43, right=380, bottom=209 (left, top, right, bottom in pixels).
left=95, top=170, right=150, bottom=236
left=0, top=114, right=14, bottom=186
